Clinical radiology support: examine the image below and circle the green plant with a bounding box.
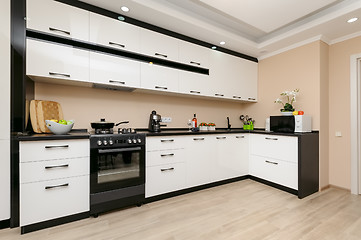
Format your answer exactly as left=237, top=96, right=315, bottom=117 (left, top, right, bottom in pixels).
left=274, top=89, right=299, bottom=112
left=208, top=123, right=216, bottom=126
left=199, top=122, right=208, bottom=126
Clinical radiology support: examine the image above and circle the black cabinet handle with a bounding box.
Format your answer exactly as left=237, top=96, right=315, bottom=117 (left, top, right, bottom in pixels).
left=155, top=86, right=168, bottom=90
left=49, top=27, right=70, bottom=36
left=190, top=90, right=201, bottom=94
left=155, top=53, right=167, bottom=58
left=45, top=164, right=69, bottom=169
left=45, top=183, right=69, bottom=190
left=216, top=137, right=226, bottom=140
left=161, top=153, right=175, bottom=157
left=215, top=93, right=224, bottom=97
left=233, top=96, right=242, bottom=99
left=190, top=61, right=201, bottom=66
left=49, top=72, right=70, bottom=78
left=109, top=41, right=125, bottom=48
left=109, top=80, right=125, bottom=85
left=45, top=145, right=69, bottom=149
left=265, top=137, right=278, bottom=141
left=265, top=160, right=278, bottom=165
left=193, top=137, right=205, bottom=141
left=161, top=167, right=174, bottom=172
left=248, top=97, right=256, bottom=101
left=160, top=139, right=174, bottom=142
left=236, top=136, right=245, bottom=139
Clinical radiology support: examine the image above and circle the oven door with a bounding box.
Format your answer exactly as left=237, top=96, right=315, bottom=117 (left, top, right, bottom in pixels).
left=90, top=145, right=145, bottom=194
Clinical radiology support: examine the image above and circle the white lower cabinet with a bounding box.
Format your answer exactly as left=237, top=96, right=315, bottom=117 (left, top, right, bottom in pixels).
left=214, top=134, right=249, bottom=181
left=20, top=175, right=89, bottom=226
left=249, top=155, right=298, bottom=190
left=250, top=134, right=298, bottom=190
left=146, top=163, right=186, bottom=197
left=19, top=139, right=90, bottom=227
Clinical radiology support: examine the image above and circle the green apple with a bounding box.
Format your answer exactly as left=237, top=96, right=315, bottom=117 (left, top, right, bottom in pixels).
left=58, top=119, right=67, bottom=125
left=66, top=120, right=73, bottom=125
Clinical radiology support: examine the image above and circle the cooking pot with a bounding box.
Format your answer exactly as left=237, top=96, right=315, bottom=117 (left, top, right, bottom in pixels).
left=91, top=118, right=129, bottom=129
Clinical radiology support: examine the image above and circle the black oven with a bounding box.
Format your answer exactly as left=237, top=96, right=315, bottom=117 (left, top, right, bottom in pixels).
left=90, top=133, right=145, bottom=216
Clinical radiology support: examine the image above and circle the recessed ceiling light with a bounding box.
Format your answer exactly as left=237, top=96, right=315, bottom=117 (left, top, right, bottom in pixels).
left=220, top=41, right=226, bottom=45
left=121, top=6, right=129, bottom=12
left=347, top=17, right=358, bottom=23
left=118, top=16, right=125, bottom=21
left=211, top=46, right=217, bottom=50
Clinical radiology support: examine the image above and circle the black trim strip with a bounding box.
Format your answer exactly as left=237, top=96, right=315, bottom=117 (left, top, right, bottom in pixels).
left=26, top=29, right=209, bottom=75
left=249, top=175, right=298, bottom=196
left=145, top=176, right=248, bottom=203
left=55, top=0, right=258, bottom=63
left=21, top=212, right=89, bottom=234
left=0, top=219, right=10, bottom=230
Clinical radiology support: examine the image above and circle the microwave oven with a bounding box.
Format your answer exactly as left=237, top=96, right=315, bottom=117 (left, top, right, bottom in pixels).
left=270, top=115, right=312, bottom=133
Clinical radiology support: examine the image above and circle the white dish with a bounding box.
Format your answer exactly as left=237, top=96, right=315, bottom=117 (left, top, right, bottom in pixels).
left=45, top=120, right=74, bottom=135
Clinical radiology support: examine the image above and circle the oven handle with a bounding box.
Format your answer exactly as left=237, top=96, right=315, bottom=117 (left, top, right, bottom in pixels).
left=98, top=147, right=142, bottom=154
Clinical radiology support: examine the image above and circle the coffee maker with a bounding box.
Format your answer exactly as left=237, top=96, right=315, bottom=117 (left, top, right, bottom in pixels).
left=148, top=110, right=165, bottom=132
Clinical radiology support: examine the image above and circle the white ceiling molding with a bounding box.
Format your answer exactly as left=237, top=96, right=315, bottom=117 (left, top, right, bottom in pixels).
left=330, top=30, right=361, bottom=44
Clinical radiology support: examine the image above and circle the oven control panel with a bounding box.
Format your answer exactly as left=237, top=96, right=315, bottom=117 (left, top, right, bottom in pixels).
left=90, top=133, right=145, bottom=148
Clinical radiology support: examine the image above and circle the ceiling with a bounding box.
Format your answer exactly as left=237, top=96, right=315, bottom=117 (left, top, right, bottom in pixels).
left=80, top=0, right=361, bottom=59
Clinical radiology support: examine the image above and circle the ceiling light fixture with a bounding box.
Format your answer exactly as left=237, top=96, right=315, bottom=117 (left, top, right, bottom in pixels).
left=211, top=46, right=217, bottom=50
left=121, top=6, right=129, bottom=12
left=220, top=41, right=226, bottom=45
left=347, top=17, right=358, bottom=23
left=118, top=16, right=125, bottom=21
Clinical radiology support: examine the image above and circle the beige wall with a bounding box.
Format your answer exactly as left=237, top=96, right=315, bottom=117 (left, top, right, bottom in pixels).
left=329, top=36, right=361, bottom=189
left=35, top=83, right=249, bottom=131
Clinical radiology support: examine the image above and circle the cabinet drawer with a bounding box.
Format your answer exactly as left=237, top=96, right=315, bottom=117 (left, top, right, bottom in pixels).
left=146, top=149, right=186, bottom=167
left=146, top=136, right=186, bottom=151
left=250, top=134, right=298, bottom=163
left=20, top=139, right=89, bottom=163
left=27, top=0, right=89, bottom=42
left=20, top=157, right=89, bottom=184
left=146, top=163, right=186, bottom=198
left=20, top=175, right=89, bottom=226
left=249, top=155, right=298, bottom=190
left=26, top=39, right=89, bottom=82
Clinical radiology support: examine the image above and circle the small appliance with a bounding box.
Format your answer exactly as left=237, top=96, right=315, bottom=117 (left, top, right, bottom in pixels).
left=270, top=115, right=312, bottom=133
left=148, top=110, right=166, bottom=132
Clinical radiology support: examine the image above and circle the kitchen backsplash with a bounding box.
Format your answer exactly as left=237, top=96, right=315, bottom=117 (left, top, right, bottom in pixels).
left=34, top=82, right=250, bottom=130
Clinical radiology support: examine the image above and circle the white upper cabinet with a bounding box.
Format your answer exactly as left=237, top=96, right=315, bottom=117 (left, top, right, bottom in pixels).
left=89, top=12, right=141, bottom=53
left=238, top=59, right=258, bottom=102
left=178, top=40, right=210, bottom=68
left=26, top=0, right=89, bottom=42
left=26, top=39, right=89, bottom=82
left=178, top=71, right=211, bottom=97
left=140, top=63, right=179, bottom=93
left=90, top=52, right=140, bottom=89
left=209, top=50, right=258, bottom=101
left=140, top=28, right=179, bottom=62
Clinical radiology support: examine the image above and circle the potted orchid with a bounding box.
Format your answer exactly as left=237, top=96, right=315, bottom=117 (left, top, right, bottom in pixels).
left=208, top=122, right=216, bottom=131
left=274, top=89, right=299, bottom=115
left=199, top=122, right=208, bottom=131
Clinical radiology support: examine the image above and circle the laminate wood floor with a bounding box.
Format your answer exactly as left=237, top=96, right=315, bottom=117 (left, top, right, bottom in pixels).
left=2, top=179, right=361, bottom=240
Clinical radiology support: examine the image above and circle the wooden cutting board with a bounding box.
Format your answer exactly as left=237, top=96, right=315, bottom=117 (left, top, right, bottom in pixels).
left=30, top=100, right=42, bottom=133
left=35, top=100, right=64, bottom=133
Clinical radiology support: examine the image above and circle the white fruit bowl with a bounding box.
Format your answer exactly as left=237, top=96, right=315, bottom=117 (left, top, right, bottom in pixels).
left=45, top=120, right=74, bottom=135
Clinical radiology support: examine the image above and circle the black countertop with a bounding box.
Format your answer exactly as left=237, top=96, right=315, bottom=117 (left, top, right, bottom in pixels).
left=137, top=128, right=319, bottom=137
left=16, top=129, right=90, bottom=141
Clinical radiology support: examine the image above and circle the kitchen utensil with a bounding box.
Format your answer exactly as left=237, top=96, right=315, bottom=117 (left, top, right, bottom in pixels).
left=29, top=100, right=42, bottom=133
left=91, top=119, right=129, bottom=129
left=45, top=120, right=74, bottom=135
left=36, top=100, right=64, bottom=133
